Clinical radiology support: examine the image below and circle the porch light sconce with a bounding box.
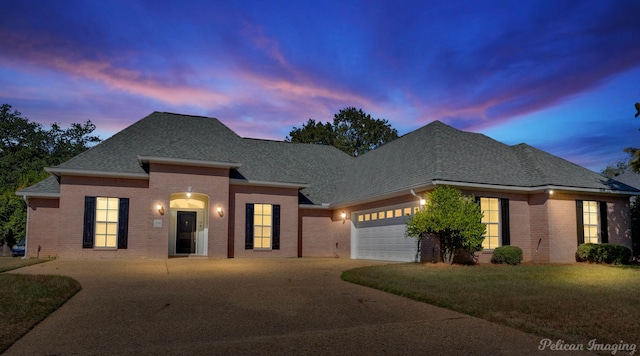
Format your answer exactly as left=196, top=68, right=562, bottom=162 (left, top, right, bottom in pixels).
left=341, top=211, right=347, bottom=224
left=157, top=204, right=165, bottom=216
left=217, top=205, right=224, bottom=217
left=547, top=189, right=554, bottom=195
left=419, top=198, right=427, bottom=207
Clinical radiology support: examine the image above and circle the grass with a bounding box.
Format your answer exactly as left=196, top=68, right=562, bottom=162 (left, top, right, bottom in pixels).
left=0, top=257, right=81, bottom=353
left=0, top=256, right=53, bottom=273
left=342, top=263, right=640, bottom=346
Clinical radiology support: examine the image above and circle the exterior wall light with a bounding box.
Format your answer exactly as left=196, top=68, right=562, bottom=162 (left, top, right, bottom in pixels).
left=420, top=198, right=427, bottom=207
left=548, top=189, right=554, bottom=195
left=157, top=204, right=165, bottom=216
left=341, top=211, right=347, bottom=224
left=217, top=205, right=224, bottom=217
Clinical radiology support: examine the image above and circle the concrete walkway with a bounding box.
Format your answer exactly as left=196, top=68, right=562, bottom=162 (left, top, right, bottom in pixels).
left=5, top=258, right=587, bottom=355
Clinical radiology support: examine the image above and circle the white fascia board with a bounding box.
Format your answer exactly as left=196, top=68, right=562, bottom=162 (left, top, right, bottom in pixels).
left=229, top=178, right=310, bottom=189
left=432, top=180, right=640, bottom=196
left=331, top=180, right=639, bottom=210
left=15, top=191, right=60, bottom=199
left=45, top=167, right=149, bottom=180
left=138, top=155, right=242, bottom=169
left=330, top=183, right=436, bottom=210
left=298, top=203, right=332, bottom=210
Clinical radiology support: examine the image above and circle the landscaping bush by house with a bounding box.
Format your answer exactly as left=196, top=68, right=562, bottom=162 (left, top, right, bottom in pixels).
left=490, top=246, right=523, bottom=265
left=575, top=243, right=632, bottom=265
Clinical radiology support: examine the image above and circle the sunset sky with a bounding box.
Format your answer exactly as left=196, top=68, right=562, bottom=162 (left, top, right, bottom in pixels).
left=1, top=0, right=639, bottom=172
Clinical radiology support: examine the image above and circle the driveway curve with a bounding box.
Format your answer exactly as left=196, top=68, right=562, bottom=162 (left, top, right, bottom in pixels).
left=6, top=258, right=586, bottom=355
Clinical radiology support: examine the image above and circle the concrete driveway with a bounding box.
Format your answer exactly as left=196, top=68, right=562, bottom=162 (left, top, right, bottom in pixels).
left=5, top=258, right=584, bottom=355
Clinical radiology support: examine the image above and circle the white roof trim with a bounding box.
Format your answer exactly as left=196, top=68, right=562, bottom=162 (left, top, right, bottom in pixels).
left=229, top=178, right=309, bottom=189
left=330, top=183, right=436, bottom=209
left=138, top=156, right=242, bottom=169
left=15, top=191, right=60, bottom=199
left=298, top=203, right=332, bottom=210
left=45, top=167, right=149, bottom=180
left=432, top=180, right=640, bottom=196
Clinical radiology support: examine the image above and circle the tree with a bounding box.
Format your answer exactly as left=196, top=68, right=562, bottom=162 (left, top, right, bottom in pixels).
left=285, top=119, right=334, bottom=146
left=405, top=186, right=486, bottom=264
left=601, top=158, right=629, bottom=178
left=0, top=104, right=100, bottom=248
left=626, top=103, right=640, bottom=173
left=286, top=107, right=399, bottom=156
left=624, top=148, right=640, bottom=174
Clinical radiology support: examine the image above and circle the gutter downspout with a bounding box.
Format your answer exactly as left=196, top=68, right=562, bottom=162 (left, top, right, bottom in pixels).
left=21, top=195, right=29, bottom=259
left=409, top=189, right=422, bottom=263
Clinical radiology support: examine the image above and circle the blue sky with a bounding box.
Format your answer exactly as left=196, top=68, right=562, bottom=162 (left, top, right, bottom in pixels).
left=1, top=0, right=639, bottom=171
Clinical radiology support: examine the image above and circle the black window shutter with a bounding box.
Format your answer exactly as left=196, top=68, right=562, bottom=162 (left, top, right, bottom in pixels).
left=245, top=204, right=254, bottom=249
left=83, top=196, right=96, bottom=248
left=599, top=201, right=609, bottom=244
left=500, top=198, right=510, bottom=246
left=272, top=205, right=280, bottom=250
left=117, top=198, right=129, bottom=249
left=576, top=200, right=584, bottom=245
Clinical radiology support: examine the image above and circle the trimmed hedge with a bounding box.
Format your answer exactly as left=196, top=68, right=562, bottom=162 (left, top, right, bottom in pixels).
left=491, top=246, right=523, bottom=265
left=575, top=243, right=632, bottom=265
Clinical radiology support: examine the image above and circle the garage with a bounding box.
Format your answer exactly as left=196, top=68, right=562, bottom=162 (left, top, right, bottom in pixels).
left=351, top=204, right=419, bottom=262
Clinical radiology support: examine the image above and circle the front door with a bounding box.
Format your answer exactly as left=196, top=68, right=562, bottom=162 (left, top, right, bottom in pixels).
left=176, top=211, right=196, bottom=254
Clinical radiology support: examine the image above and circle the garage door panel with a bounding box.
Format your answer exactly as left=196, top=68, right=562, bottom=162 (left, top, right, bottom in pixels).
left=353, top=224, right=416, bottom=262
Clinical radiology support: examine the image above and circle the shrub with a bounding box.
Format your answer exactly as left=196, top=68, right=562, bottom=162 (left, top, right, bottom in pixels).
left=575, top=243, right=632, bottom=265
left=491, top=246, right=523, bottom=265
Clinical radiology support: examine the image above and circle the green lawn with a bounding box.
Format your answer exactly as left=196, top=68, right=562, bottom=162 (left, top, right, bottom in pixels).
left=342, top=263, right=640, bottom=346
left=0, top=257, right=81, bottom=353
left=0, top=256, right=53, bottom=273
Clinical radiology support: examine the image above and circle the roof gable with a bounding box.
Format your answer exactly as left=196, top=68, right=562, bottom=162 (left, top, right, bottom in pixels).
left=51, top=112, right=244, bottom=175
left=332, top=120, right=638, bottom=205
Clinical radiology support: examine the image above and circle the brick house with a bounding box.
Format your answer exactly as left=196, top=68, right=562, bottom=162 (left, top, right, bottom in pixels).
left=16, top=112, right=639, bottom=262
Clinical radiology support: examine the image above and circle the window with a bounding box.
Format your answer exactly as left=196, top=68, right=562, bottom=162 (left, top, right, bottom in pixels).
left=254, top=204, right=272, bottom=249
left=355, top=204, right=420, bottom=226
left=583, top=201, right=599, bottom=243
left=83, top=196, right=129, bottom=249
left=95, top=197, right=119, bottom=248
left=576, top=200, right=608, bottom=245
left=245, top=204, right=280, bottom=250
left=481, top=198, right=500, bottom=249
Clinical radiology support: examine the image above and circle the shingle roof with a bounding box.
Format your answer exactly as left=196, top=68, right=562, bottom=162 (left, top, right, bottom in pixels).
left=16, top=176, right=60, bottom=197
left=17, top=113, right=639, bottom=203
left=331, top=121, right=638, bottom=205
left=234, top=138, right=353, bottom=204
left=611, top=171, right=640, bottom=190
left=51, top=112, right=244, bottom=175
left=22, top=112, right=353, bottom=204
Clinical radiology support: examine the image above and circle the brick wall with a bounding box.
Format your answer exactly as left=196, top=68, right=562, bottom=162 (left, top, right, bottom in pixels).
left=148, top=164, right=230, bottom=259
left=24, top=198, right=59, bottom=258
left=299, top=209, right=351, bottom=258
left=230, top=185, right=299, bottom=258
left=547, top=192, right=633, bottom=263
left=606, top=198, right=632, bottom=247
left=547, top=197, right=578, bottom=263
left=56, top=176, right=151, bottom=258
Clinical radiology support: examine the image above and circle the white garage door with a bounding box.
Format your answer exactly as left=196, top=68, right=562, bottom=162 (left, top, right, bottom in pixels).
left=352, top=224, right=418, bottom=262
